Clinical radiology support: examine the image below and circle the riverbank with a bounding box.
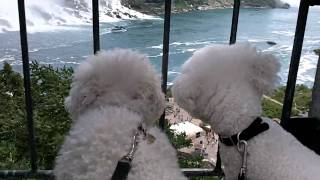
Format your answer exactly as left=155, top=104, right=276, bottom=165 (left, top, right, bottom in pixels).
left=129, top=1, right=290, bottom=15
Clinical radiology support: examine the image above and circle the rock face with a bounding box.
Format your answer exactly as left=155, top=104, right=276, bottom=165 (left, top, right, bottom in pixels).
left=122, top=0, right=290, bottom=14
left=267, top=41, right=277, bottom=46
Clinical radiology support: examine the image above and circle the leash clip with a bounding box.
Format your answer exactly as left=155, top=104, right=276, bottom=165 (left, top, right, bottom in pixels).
left=237, top=133, right=248, bottom=180
left=126, top=131, right=139, bottom=160
left=111, top=126, right=146, bottom=180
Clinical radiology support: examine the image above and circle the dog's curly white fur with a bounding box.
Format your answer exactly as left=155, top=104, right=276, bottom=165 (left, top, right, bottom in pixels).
left=54, top=49, right=186, bottom=180
left=173, top=44, right=320, bottom=180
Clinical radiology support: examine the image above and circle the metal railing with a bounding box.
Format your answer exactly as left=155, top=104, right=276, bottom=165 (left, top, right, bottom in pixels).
left=92, top=0, right=100, bottom=54
left=0, top=0, right=319, bottom=178
left=280, top=0, right=319, bottom=126
left=159, top=0, right=172, bottom=130
left=17, top=0, right=38, bottom=173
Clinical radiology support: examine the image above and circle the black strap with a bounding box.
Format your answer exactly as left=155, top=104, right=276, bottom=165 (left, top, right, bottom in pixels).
left=111, top=126, right=145, bottom=180
left=111, top=156, right=132, bottom=180
left=219, top=117, right=269, bottom=146
left=238, top=173, right=245, bottom=180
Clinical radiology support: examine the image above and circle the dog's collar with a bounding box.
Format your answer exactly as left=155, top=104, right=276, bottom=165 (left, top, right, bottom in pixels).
left=219, top=117, right=269, bottom=146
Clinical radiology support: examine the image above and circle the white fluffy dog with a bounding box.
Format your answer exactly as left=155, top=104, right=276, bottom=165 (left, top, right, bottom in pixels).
left=54, top=49, right=186, bottom=180
left=172, top=44, right=320, bottom=180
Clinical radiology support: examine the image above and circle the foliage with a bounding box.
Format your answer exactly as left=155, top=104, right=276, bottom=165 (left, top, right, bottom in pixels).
left=291, top=85, right=312, bottom=113
left=0, top=62, right=25, bottom=169
left=261, top=98, right=283, bottom=119
left=262, top=85, right=312, bottom=118
left=0, top=62, right=73, bottom=169
left=165, top=120, right=192, bottom=149
left=178, top=154, right=204, bottom=168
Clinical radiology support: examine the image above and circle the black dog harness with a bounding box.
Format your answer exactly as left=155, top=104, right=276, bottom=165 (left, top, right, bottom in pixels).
left=219, top=117, right=269, bottom=180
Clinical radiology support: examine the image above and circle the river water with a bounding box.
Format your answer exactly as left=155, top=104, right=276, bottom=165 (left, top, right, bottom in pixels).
left=1, top=7, right=320, bottom=86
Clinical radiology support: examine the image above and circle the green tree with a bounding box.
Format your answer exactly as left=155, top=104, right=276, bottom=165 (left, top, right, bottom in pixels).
left=0, top=62, right=25, bottom=169
left=0, top=62, right=73, bottom=169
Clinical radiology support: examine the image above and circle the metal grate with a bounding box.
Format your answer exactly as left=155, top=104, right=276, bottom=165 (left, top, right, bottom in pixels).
left=0, top=0, right=318, bottom=178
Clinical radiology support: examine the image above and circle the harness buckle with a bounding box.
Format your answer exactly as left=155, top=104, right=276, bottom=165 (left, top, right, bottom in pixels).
left=239, top=167, right=246, bottom=176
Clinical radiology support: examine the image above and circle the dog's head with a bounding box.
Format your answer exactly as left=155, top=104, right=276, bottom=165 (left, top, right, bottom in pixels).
left=173, top=43, right=280, bottom=135
left=65, top=49, right=165, bottom=126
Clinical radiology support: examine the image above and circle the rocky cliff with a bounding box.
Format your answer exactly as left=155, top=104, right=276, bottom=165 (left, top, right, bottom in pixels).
left=122, top=0, right=290, bottom=14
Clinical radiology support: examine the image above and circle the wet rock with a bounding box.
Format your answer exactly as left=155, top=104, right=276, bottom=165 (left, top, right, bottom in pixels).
left=266, top=41, right=277, bottom=46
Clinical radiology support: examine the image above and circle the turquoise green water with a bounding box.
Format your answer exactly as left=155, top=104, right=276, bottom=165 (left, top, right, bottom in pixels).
left=1, top=7, right=320, bottom=86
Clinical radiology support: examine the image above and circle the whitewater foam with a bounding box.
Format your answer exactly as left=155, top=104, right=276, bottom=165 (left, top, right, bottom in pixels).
left=297, top=53, right=318, bottom=85
left=168, top=71, right=181, bottom=75
left=170, top=41, right=214, bottom=46
left=148, top=45, right=163, bottom=49
left=0, top=55, right=15, bottom=63
left=0, top=0, right=157, bottom=33
left=262, top=45, right=292, bottom=53
left=148, top=40, right=216, bottom=50
left=148, top=53, right=163, bottom=58
left=248, top=39, right=266, bottom=43
left=29, top=48, right=39, bottom=53
left=271, top=30, right=295, bottom=37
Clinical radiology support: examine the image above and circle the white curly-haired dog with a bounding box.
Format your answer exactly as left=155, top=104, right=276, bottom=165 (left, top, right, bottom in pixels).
left=172, top=43, right=320, bottom=180
left=54, top=49, right=187, bottom=180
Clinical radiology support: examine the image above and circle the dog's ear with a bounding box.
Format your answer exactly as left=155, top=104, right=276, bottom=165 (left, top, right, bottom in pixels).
left=64, top=81, right=98, bottom=118
left=172, top=75, right=198, bottom=118
left=249, top=51, right=281, bottom=96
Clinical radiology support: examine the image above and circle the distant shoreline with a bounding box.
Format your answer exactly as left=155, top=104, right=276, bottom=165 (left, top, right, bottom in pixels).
left=133, top=2, right=290, bottom=16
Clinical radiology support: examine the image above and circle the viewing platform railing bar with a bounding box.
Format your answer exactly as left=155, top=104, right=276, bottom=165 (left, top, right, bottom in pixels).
left=0, top=169, right=224, bottom=178
left=0, top=168, right=224, bottom=178
left=310, top=55, right=320, bottom=117
left=159, top=0, right=172, bottom=130
left=0, top=170, right=53, bottom=179
left=182, top=168, right=223, bottom=177
left=281, top=0, right=309, bottom=127
left=230, top=0, right=240, bottom=45
left=17, top=0, right=38, bottom=173
left=310, top=0, right=320, bottom=6
left=92, top=0, right=100, bottom=54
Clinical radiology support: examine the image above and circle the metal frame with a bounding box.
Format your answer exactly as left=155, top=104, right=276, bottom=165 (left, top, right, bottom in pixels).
left=17, top=0, right=38, bottom=173
left=280, top=0, right=320, bottom=128
left=159, top=0, right=172, bottom=130
left=230, top=0, right=240, bottom=45
left=310, top=55, right=320, bottom=117
left=1, top=0, right=318, bottom=178
left=92, top=0, right=100, bottom=54
left=281, top=0, right=310, bottom=127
